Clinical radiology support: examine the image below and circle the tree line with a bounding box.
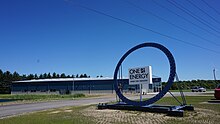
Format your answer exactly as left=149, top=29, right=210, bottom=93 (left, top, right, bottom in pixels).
left=163, top=79, right=220, bottom=90
left=1, top=69, right=219, bottom=94
left=0, top=69, right=90, bottom=94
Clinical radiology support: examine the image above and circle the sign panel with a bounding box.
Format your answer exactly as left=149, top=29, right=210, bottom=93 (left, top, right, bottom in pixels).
left=128, top=66, right=152, bottom=85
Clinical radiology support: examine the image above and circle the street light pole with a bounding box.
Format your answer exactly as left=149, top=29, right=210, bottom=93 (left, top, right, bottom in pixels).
left=213, top=68, right=216, bottom=81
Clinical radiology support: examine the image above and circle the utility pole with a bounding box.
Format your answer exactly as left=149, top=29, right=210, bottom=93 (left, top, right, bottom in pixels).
left=213, top=68, right=216, bottom=81
left=213, top=68, right=217, bottom=88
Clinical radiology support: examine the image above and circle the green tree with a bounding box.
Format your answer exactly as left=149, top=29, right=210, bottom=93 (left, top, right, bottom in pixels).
left=12, top=71, right=21, bottom=81
left=79, top=74, right=83, bottom=78
left=43, top=73, right=47, bottom=79
left=56, top=74, right=60, bottom=78
left=61, top=73, right=66, bottom=78
left=4, top=71, right=12, bottom=81
left=27, top=74, right=34, bottom=80
left=34, top=74, right=38, bottom=79
left=47, top=73, right=52, bottom=78
left=22, top=74, right=27, bottom=80
left=52, top=72, right=57, bottom=78
left=1, top=71, right=12, bottom=93
left=0, top=69, right=3, bottom=81
left=83, top=74, right=88, bottom=78
left=39, top=74, right=43, bottom=79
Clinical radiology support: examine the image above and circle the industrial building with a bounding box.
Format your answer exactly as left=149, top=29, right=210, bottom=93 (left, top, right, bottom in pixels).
left=11, top=76, right=162, bottom=94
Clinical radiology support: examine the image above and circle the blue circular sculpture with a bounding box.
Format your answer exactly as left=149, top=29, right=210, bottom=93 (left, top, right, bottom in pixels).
left=114, top=42, right=176, bottom=106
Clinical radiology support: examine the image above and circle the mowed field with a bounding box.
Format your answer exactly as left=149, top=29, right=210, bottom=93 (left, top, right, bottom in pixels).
left=0, top=94, right=220, bottom=124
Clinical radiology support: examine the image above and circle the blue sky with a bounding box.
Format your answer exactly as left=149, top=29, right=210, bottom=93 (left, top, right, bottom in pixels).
left=0, top=0, right=220, bottom=81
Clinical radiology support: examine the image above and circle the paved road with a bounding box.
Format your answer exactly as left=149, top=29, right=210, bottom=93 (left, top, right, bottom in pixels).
left=0, top=96, right=118, bottom=119
left=0, top=91, right=213, bottom=119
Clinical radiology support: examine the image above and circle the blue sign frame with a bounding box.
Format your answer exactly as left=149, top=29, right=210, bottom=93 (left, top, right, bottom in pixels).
left=114, top=42, right=176, bottom=106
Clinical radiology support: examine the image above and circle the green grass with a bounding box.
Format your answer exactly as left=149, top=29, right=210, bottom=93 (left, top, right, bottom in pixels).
left=142, top=95, right=220, bottom=112
left=156, top=95, right=220, bottom=112
left=169, top=89, right=214, bottom=92
left=158, top=96, right=220, bottom=124
left=169, top=89, right=192, bottom=92
left=0, top=96, right=219, bottom=124
left=0, top=94, right=102, bottom=105
left=0, top=94, right=86, bottom=101
left=156, top=96, right=213, bottom=105
left=0, top=106, right=95, bottom=124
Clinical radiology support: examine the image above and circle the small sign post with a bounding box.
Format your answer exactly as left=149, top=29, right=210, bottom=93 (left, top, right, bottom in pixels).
left=140, top=84, right=142, bottom=101
left=128, top=66, right=152, bottom=101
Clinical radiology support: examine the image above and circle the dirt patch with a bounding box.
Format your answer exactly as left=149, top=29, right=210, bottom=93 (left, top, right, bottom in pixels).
left=48, top=108, right=72, bottom=114
left=48, top=111, right=61, bottom=114
left=64, top=110, right=72, bottom=112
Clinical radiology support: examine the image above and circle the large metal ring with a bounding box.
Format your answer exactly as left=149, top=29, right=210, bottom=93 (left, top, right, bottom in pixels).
left=114, top=42, right=176, bottom=106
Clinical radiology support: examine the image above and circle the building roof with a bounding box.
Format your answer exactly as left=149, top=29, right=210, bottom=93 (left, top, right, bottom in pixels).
left=13, top=75, right=161, bottom=83
left=13, top=77, right=112, bottom=83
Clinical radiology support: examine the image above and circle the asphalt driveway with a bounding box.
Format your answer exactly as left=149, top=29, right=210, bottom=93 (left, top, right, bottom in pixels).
left=0, top=91, right=213, bottom=119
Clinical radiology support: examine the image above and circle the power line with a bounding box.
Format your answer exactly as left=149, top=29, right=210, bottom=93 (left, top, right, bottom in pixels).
left=167, top=0, right=220, bottom=34
left=123, top=0, right=220, bottom=46
left=152, top=0, right=220, bottom=39
left=185, top=0, right=220, bottom=25
left=201, top=0, right=220, bottom=16
left=169, top=0, right=220, bottom=31
left=66, top=1, right=220, bottom=54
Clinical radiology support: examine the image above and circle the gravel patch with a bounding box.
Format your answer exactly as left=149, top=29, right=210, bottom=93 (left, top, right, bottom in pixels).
left=81, top=106, right=220, bottom=124
left=81, top=106, right=168, bottom=124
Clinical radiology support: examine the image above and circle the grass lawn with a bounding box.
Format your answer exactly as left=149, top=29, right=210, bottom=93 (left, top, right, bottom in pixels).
left=157, top=96, right=220, bottom=124
left=156, top=95, right=220, bottom=112
left=0, top=94, right=86, bottom=100
left=169, top=89, right=214, bottom=92
left=0, top=95, right=219, bottom=124
left=0, top=106, right=95, bottom=124
left=169, top=89, right=192, bottom=92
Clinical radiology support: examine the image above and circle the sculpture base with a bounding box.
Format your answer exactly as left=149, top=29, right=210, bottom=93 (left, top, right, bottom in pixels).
left=208, top=99, right=220, bottom=103
left=97, top=102, right=194, bottom=117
